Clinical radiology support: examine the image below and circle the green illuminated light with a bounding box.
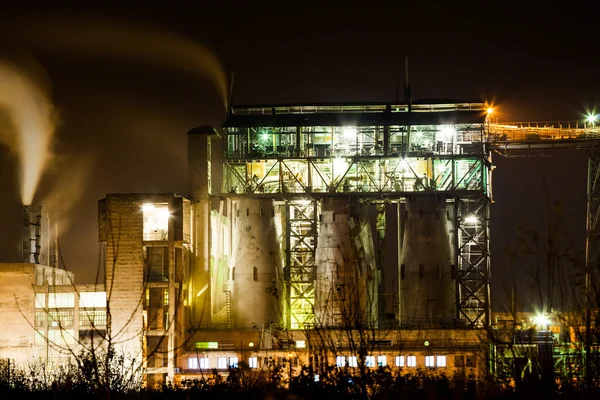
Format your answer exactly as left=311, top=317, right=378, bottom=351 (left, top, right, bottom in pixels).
left=195, top=341, right=218, bottom=349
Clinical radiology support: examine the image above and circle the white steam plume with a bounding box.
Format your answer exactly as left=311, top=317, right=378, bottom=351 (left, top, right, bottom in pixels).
left=0, top=61, right=56, bottom=205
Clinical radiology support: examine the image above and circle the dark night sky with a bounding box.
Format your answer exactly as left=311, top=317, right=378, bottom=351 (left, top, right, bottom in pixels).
left=0, top=4, right=598, bottom=311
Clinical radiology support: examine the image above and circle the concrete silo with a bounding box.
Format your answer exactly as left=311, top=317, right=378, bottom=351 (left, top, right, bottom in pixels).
left=399, top=194, right=455, bottom=327
left=230, top=198, right=283, bottom=330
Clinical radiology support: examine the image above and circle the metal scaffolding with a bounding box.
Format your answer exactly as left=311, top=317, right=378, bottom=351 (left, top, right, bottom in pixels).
left=455, top=197, right=491, bottom=328
left=285, top=200, right=318, bottom=329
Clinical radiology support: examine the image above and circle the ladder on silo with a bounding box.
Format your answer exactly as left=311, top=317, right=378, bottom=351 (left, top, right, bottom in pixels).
left=223, top=284, right=232, bottom=329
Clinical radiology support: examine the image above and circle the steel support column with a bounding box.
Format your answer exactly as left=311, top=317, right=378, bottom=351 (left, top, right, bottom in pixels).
left=285, top=200, right=318, bottom=329
left=584, top=145, right=600, bottom=385
left=455, top=196, right=491, bottom=328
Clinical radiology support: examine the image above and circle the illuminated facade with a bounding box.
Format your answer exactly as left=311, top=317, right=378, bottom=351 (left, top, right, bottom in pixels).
left=4, top=101, right=600, bottom=386
left=0, top=263, right=106, bottom=364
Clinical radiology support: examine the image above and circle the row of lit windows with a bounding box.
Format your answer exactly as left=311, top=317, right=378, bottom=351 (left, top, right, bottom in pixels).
left=335, top=355, right=446, bottom=368
left=187, top=355, right=448, bottom=370
left=188, top=357, right=239, bottom=369
left=35, top=292, right=107, bottom=309
left=35, top=310, right=107, bottom=328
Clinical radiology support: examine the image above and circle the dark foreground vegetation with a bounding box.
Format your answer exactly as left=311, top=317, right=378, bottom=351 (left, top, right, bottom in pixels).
left=2, top=361, right=600, bottom=400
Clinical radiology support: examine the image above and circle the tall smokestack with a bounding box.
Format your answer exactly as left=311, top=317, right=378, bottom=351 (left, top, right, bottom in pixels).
left=188, top=125, right=220, bottom=326
left=21, top=205, right=42, bottom=264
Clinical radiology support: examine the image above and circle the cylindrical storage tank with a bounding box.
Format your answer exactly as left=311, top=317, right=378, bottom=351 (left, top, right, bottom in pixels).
left=315, top=198, right=377, bottom=328
left=231, top=198, right=282, bottom=329
left=399, top=195, right=455, bottom=327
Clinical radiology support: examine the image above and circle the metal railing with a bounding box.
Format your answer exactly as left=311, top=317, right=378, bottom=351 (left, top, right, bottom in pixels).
left=232, top=102, right=486, bottom=116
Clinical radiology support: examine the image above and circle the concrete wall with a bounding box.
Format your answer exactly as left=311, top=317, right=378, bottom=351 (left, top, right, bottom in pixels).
left=99, top=194, right=145, bottom=361
left=0, top=263, right=36, bottom=363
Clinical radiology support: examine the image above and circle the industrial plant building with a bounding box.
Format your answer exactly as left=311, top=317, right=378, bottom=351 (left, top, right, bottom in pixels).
left=1, top=100, right=599, bottom=385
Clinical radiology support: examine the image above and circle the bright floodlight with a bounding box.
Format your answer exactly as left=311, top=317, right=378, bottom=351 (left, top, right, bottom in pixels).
left=333, top=157, right=348, bottom=176
left=487, top=107, right=494, bottom=115
left=464, top=215, right=478, bottom=224
left=343, top=126, right=357, bottom=138
left=440, top=126, right=456, bottom=140
left=261, top=132, right=270, bottom=142
left=533, top=313, right=550, bottom=328
left=587, top=114, right=598, bottom=124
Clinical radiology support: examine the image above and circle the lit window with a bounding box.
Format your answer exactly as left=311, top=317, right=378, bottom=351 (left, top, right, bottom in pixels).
left=35, top=311, right=46, bottom=327
left=143, top=203, right=169, bottom=240
left=48, top=310, right=74, bottom=327
left=47, top=329, right=75, bottom=346
left=188, top=358, right=199, bottom=369
left=377, top=356, right=387, bottom=367
left=348, top=356, right=358, bottom=367
left=314, top=374, right=319, bottom=382
left=407, top=356, right=416, bottom=367
left=230, top=357, right=239, bottom=368
left=199, top=357, right=209, bottom=369
left=425, top=356, right=435, bottom=367
left=336, top=356, right=346, bottom=367
left=34, top=331, right=45, bottom=346
left=79, top=292, right=107, bottom=307
left=35, top=293, right=45, bottom=308
left=436, top=355, right=447, bottom=367
left=79, top=310, right=107, bottom=327
left=249, top=357, right=258, bottom=368
left=48, top=293, right=75, bottom=308
left=365, top=356, right=375, bottom=368
left=396, top=356, right=405, bottom=367
left=217, top=357, right=227, bottom=369
left=296, top=340, right=306, bottom=348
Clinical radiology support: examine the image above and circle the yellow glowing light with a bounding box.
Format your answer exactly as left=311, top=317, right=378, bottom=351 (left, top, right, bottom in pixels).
left=248, top=342, right=254, bottom=348
left=532, top=313, right=550, bottom=328
left=487, top=107, right=494, bottom=115
left=296, top=340, right=306, bottom=348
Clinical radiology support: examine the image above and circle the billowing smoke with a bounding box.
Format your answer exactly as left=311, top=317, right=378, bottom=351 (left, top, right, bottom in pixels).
left=11, top=16, right=229, bottom=111
left=0, top=61, right=56, bottom=205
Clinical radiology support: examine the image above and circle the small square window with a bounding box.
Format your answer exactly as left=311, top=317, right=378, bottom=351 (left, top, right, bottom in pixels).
left=425, top=355, right=435, bottom=367
left=377, top=356, right=387, bottom=367
left=336, top=356, right=346, bottom=367
left=249, top=357, right=258, bottom=368
left=436, top=356, right=447, bottom=367
left=365, top=356, right=375, bottom=368
left=230, top=357, right=239, bottom=368
left=395, top=356, right=405, bottom=367
left=199, top=357, right=209, bottom=369
left=407, top=356, right=416, bottom=367
left=348, top=356, right=358, bottom=367
left=217, top=357, right=227, bottom=369
left=188, top=358, right=198, bottom=369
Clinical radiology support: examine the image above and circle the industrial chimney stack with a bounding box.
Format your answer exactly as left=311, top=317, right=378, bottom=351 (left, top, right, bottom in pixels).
left=22, top=205, right=42, bottom=264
